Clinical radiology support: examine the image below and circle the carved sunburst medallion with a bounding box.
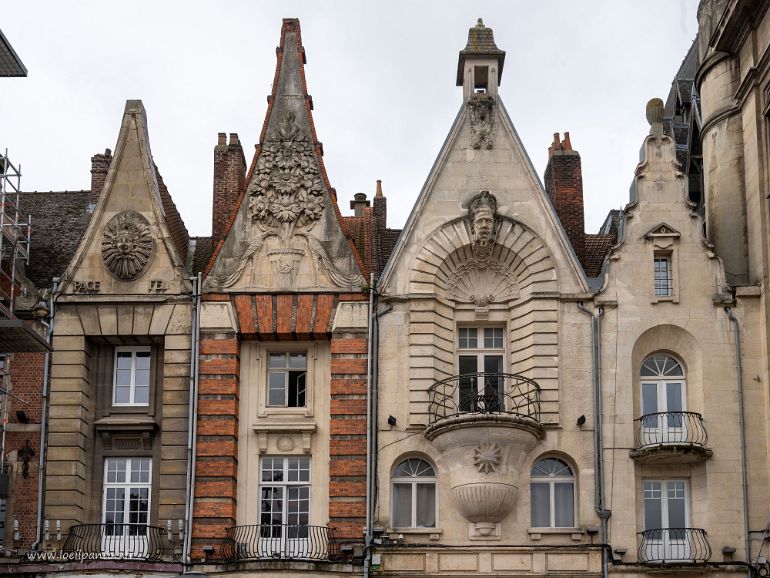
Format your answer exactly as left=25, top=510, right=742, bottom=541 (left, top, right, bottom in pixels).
left=101, top=211, right=155, bottom=280
left=473, top=441, right=502, bottom=474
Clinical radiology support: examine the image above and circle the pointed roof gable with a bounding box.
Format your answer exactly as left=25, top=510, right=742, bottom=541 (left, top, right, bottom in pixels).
left=203, top=19, right=366, bottom=292
left=58, top=100, right=188, bottom=294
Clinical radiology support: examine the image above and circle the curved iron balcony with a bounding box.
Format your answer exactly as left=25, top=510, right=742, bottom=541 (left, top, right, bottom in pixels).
left=62, top=523, right=168, bottom=561
left=631, top=412, right=712, bottom=464
left=637, top=528, right=711, bottom=563
left=220, top=524, right=337, bottom=561
left=427, top=372, right=541, bottom=426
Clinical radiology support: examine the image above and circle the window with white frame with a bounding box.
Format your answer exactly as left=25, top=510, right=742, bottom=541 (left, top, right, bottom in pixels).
left=391, top=458, right=436, bottom=528
left=640, top=354, right=686, bottom=442
left=113, top=347, right=151, bottom=406
left=530, top=457, right=576, bottom=528
left=653, top=254, right=673, bottom=297
left=267, top=352, right=307, bottom=408
left=260, top=457, right=310, bottom=533
left=102, top=458, right=151, bottom=534
left=457, top=327, right=505, bottom=412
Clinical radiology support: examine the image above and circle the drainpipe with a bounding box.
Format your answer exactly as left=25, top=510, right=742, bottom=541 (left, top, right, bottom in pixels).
left=183, top=273, right=202, bottom=564
left=577, top=302, right=609, bottom=578
left=32, top=278, right=59, bottom=551
left=725, top=308, right=751, bottom=576
left=364, top=273, right=376, bottom=578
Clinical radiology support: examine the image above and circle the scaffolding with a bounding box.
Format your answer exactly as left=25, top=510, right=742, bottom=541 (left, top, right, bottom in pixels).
left=0, top=148, right=31, bottom=319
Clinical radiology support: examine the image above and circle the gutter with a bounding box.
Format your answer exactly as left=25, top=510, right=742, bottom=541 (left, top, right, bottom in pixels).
left=725, top=308, right=751, bottom=577
left=364, top=273, right=376, bottom=578
left=577, top=302, right=609, bottom=578
left=32, top=278, right=59, bottom=551
left=182, top=273, right=202, bottom=564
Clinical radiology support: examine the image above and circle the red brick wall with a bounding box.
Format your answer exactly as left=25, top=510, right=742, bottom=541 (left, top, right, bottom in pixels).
left=544, top=132, right=585, bottom=265
left=6, top=352, right=47, bottom=549
left=191, top=335, right=239, bottom=559
left=212, top=134, right=246, bottom=245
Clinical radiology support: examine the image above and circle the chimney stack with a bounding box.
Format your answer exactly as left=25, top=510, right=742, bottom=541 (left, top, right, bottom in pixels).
left=90, top=148, right=113, bottom=204
left=373, top=180, right=387, bottom=231
left=544, top=132, right=585, bottom=265
left=350, top=192, right=370, bottom=218
left=212, top=133, right=246, bottom=244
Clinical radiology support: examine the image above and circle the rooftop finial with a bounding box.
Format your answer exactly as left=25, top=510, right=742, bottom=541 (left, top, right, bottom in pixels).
left=477, top=18, right=484, bottom=27
left=645, top=98, right=665, bottom=138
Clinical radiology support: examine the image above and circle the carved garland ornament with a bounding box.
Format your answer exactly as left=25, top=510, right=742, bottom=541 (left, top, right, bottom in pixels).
left=216, top=112, right=364, bottom=289
left=468, top=94, right=495, bottom=150
left=101, top=211, right=154, bottom=280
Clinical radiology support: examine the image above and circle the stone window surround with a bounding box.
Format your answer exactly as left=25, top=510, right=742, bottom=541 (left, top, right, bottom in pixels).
left=645, top=224, right=681, bottom=304
left=255, top=342, right=319, bottom=419
left=112, top=345, right=152, bottom=407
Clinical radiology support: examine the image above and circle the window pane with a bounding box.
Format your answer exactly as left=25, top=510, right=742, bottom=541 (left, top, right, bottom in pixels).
left=554, top=482, right=575, bottom=527
left=268, top=353, right=286, bottom=368
left=667, top=482, right=686, bottom=528
left=415, top=484, right=436, bottom=527
left=116, top=352, right=132, bottom=370
left=530, top=483, right=551, bottom=527
left=459, top=356, right=478, bottom=411
left=666, top=382, right=683, bottom=413
left=114, top=385, right=131, bottom=404
left=392, top=483, right=413, bottom=527
left=135, top=352, right=151, bottom=370
left=134, top=368, right=150, bottom=387
left=643, top=482, right=662, bottom=531
left=642, top=382, right=658, bottom=415
left=115, top=369, right=132, bottom=386
left=288, top=370, right=307, bottom=407
left=134, top=385, right=149, bottom=405
left=484, top=327, right=504, bottom=349
left=289, top=353, right=306, bottom=369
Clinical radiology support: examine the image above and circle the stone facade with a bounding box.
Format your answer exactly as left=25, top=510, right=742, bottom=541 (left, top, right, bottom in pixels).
left=2, top=6, right=770, bottom=578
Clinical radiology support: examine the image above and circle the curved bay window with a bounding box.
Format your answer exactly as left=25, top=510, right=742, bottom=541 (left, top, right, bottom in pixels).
left=458, top=327, right=504, bottom=412
left=640, top=354, right=686, bottom=443
left=391, top=458, right=436, bottom=528
left=530, top=457, right=575, bottom=528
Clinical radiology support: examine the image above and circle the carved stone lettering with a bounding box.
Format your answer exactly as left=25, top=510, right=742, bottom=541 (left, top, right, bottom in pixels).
left=149, top=280, right=168, bottom=293
left=101, top=211, right=154, bottom=280
left=73, top=280, right=101, bottom=293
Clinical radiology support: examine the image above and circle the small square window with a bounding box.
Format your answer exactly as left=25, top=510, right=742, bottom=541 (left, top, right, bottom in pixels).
left=113, top=347, right=151, bottom=407
left=653, top=255, right=673, bottom=297
left=267, top=352, right=307, bottom=407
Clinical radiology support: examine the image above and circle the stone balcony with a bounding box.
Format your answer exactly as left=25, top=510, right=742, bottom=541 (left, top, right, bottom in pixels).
left=424, top=373, right=544, bottom=538
left=629, top=412, right=713, bottom=464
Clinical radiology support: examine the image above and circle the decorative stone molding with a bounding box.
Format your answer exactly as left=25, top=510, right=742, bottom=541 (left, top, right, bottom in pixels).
left=101, top=211, right=154, bottom=280
left=468, top=94, right=495, bottom=150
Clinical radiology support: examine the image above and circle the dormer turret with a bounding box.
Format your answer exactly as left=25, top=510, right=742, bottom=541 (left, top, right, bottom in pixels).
left=457, top=18, right=506, bottom=100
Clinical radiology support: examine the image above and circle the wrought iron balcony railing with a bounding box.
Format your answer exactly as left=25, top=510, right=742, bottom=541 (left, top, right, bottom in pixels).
left=220, top=524, right=337, bottom=561
left=635, top=411, right=708, bottom=448
left=637, top=528, right=711, bottom=563
left=427, top=372, right=540, bottom=426
left=62, top=523, right=169, bottom=561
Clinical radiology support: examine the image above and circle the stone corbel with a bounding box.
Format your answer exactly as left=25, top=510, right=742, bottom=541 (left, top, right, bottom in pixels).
left=258, top=432, right=268, bottom=454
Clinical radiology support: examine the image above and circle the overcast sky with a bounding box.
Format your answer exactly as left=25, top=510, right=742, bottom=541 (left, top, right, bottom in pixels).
left=1, top=1, right=698, bottom=237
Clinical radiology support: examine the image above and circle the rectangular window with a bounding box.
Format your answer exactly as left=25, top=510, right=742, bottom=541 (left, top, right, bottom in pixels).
left=653, top=255, right=673, bottom=297
left=457, top=327, right=505, bottom=412
left=113, top=347, right=151, bottom=406
left=642, top=479, right=690, bottom=559
left=267, top=352, right=307, bottom=407
left=102, top=458, right=151, bottom=558
left=259, top=457, right=311, bottom=555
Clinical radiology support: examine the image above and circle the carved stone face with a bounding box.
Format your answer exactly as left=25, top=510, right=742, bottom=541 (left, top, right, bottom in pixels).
left=472, top=205, right=494, bottom=246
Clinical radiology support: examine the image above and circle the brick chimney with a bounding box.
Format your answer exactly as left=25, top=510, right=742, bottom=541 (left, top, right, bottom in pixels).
left=212, top=133, right=246, bottom=243
left=90, top=148, right=113, bottom=203
left=544, top=132, right=585, bottom=264
left=349, top=192, right=370, bottom=218
left=373, top=179, right=387, bottom=231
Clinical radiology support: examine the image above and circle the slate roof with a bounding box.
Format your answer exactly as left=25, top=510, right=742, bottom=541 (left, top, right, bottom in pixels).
left=583, top=233, right=615, bottom=278
left=155, top=165, right=190, bottom=265
left=0, top=29, right=27, bottom=77
left=18, top=191, right=91, bottom=288
left=191, top=236, right=214, bottom=275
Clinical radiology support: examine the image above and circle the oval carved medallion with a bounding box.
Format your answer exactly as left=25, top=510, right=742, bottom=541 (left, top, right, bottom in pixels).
left=101, top=211, right=155, bottom=280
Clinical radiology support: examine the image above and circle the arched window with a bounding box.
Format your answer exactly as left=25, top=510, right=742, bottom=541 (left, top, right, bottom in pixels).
left=391, top=458, right=436, bottom=528
left=530, top=457, right=575, bottom=528
left=640, top=354, right=686, bottom=437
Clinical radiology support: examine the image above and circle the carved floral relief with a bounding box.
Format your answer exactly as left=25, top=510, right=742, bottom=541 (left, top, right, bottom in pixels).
left=468, top=94, right=495, bottom=150
left=214, top=112, right=364, bottom=290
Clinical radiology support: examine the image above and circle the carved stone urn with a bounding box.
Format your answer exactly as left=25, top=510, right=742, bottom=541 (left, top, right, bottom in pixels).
left=425, top=415, right=543, bottom=537
left=267, top=247, right=305, bottom=287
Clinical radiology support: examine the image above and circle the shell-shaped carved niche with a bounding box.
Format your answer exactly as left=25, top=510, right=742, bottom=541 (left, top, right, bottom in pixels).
left=410, top=218, right=557, bottom=315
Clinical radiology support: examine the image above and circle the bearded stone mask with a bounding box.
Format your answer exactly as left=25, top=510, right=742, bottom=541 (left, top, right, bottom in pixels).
left=469, top=190, right=498, bottom=247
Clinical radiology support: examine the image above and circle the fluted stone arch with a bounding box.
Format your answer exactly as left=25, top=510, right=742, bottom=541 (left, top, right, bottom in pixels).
left=406, top=217, right=560, bottom=427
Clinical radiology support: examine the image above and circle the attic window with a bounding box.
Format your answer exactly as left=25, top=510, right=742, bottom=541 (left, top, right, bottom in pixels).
left=474, top=66, right=489, bottom=93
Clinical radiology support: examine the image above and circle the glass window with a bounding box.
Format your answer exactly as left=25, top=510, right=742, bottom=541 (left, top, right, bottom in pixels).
left=639, top=354, right=686, bottom=439
left=113, top=347, right=151, bottom=406
left=457, top=327, right=505, bottom=412
left=391, top=458, right=436, bottom=528
left=654, top=255, right=673, bottom=297
left=267, top=352, right=307, bottom=407
left=102, top=458, right=151, bottom=537
left=260, top=457, right=311, bottom=529
left=530, top=458, right=575, bottom=528
left=642, top=479, right=690, bottom=558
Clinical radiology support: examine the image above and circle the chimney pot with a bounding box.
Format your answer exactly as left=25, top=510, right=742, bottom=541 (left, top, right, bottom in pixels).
left=563, top=132, right=572, bottom=150
left=229, top=133, right=239, bottom=146
left=217, top=133, right=227, bottom=146
left=375, top=180, right=383, bottom=198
